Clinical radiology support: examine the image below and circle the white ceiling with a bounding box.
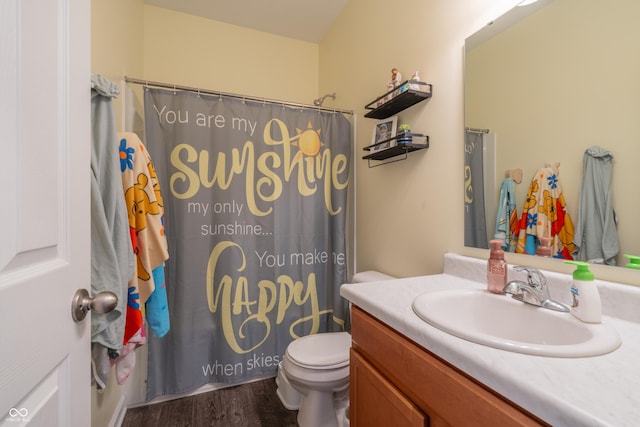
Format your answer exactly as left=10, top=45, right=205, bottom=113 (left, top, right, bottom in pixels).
left=144, top=0, right=349, bottom=43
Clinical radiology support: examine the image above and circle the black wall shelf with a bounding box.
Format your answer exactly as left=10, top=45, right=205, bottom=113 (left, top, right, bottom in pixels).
left=362, top=133, right=429, bottom=167
left=364, top=81, right=432, bottom=119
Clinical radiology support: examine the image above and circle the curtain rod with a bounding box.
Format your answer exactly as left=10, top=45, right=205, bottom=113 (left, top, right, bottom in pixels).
left=124, top=76, right=354, bottom=116
left=465, top=127, right=490, bottom=134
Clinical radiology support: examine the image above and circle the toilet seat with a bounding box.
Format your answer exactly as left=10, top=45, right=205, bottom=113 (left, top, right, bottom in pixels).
left=277, top=271, right=395, bottom=427
left=286, top=332, right=351, bottom=369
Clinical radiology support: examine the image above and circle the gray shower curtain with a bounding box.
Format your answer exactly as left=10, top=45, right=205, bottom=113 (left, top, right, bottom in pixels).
left=464, top=130, right=488, bottom=248
left=143, top=88, right=352, bottom=400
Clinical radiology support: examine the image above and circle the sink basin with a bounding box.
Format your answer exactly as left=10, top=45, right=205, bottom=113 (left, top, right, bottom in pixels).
left=412, top=289, right=621, bottom=357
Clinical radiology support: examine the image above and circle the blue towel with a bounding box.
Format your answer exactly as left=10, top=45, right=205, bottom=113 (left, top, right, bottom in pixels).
left=494, top=178, right=518, bottom=252
left=146, top=265, right=170, bottom=337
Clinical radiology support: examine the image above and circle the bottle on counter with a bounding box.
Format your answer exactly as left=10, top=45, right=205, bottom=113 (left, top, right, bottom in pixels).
left=536, top=236, right=552, bottom=257
left=565, top=261, right=601, bottom=323
left=487, top=240, right=507, bottom=294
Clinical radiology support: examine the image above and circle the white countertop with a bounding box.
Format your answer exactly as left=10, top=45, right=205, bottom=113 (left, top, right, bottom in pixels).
left=340, top=254, right=640, bottom=427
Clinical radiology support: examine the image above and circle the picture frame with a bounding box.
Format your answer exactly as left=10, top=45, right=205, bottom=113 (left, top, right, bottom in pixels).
left=370, top=116, right=397, bottom=151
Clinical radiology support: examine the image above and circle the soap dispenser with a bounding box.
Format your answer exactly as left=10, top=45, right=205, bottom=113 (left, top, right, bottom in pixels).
left=565, top=261, right=601, bottom=323
left=487, top=240, right=507, bottom=294
left=624, top=254, right=640, bottom=270
left=536, top=236, right=552, bottom=257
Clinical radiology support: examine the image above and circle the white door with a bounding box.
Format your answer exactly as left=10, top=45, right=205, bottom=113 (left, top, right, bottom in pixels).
left=0, top=0, right=91, bottom=426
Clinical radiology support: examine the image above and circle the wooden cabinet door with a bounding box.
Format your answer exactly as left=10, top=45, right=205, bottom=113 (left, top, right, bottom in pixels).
left=350, top=306, right=547, bottom=426
left=350, top=349, right=427, bottom=427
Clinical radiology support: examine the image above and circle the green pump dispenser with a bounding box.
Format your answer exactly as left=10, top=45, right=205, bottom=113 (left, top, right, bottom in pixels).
left=565, top=260, right=594, bottom=281
left=564, top=261, right=600, bottom=323
left=624, top=254, right=640, bottom=270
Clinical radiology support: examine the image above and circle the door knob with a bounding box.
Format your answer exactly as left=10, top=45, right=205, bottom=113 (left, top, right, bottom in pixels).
left=71, top=289, right=118, bottom=322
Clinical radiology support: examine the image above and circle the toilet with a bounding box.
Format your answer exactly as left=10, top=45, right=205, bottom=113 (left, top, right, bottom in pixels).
left=276, top=270, right=396, bottom=427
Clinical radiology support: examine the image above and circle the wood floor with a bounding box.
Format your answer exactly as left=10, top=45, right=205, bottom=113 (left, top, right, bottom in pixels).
left=121, top=378, right=298, bottom=427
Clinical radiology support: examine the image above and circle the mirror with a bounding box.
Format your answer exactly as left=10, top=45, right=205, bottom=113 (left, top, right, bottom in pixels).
left=464, top=0, right=640, bottom=268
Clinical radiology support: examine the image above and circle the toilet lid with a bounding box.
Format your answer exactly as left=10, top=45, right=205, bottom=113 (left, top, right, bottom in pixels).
left=286, top=332, right=351, bottom=369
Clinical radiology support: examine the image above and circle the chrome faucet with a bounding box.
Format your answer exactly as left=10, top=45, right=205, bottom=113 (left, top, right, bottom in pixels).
left=503, top=266, right=569, bottom=312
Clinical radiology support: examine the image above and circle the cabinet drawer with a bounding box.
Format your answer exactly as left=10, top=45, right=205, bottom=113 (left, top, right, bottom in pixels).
left=351, top=306, right=547, bottom=427
left=351, top=349, right=427, bottom=427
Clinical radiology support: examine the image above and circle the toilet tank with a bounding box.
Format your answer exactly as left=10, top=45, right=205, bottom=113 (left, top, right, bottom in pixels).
left=350, top=270, right=396, bottom=283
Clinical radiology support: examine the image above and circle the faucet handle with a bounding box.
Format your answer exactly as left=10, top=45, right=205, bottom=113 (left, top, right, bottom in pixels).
left=513, top=266, right=547, bottom=288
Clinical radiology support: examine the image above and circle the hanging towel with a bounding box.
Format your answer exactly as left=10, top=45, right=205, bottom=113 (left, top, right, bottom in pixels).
left=119, top=132, right=170, bottom=344
left=515, top=165, right=576, bottom=258
left=90, top=75, right=135, bottom=350
left=572, top=146, right=619, bottom=265
left=90, top=75, right=136, bottom=389
left=494, top=177, right=519, bottom=252
left=112, top=324, right=146, bottom=385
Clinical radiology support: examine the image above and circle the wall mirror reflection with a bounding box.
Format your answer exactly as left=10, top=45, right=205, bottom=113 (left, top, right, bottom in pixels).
left=464, top=0, right=640, bottom=269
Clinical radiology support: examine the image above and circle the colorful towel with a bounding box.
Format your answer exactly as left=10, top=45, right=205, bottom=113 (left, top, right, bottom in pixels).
left=119, top=132, right=170, bottom=344
left=515, top=165, right=575, bottom=259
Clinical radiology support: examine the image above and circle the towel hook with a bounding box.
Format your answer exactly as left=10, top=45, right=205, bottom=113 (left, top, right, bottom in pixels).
left=506, top=168, right=523, bottom=184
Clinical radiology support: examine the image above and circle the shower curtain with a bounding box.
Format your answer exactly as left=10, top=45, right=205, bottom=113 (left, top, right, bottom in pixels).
left=464, top=130, right=488, bottom=248
left=143, top=88, right=352, bottom=400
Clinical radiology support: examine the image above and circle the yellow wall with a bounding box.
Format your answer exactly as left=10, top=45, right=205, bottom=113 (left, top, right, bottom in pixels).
left=142, top=5, right=319, bottom=105
left=320, top=0, right=520, bottom=277
left=91, top=0, right=144, bottom=128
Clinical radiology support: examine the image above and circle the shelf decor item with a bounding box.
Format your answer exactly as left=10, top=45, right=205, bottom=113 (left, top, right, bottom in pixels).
left=397, top=124, right=413, bottom=144
left=370, top=116, right=397, bottom=151
left=385, top=67, right=403, bottom=103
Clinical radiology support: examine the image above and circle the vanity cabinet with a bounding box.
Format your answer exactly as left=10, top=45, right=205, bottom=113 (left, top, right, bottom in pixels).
left=349, top=306, right=548, bottom=427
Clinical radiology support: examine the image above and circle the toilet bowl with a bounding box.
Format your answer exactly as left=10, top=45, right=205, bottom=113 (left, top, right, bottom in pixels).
left=276, top=270, right=396, bottom=427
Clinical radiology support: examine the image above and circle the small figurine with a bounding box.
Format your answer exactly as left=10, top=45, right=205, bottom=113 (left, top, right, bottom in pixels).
left=390, top=68, right=402, bottom=88
left=385, top=68, right=402, bottom=101
left=409, top=70, right=421, bottom=90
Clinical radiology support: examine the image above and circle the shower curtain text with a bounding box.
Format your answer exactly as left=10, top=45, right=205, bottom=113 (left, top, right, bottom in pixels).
left=143, top=88, right=352, bottom=400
